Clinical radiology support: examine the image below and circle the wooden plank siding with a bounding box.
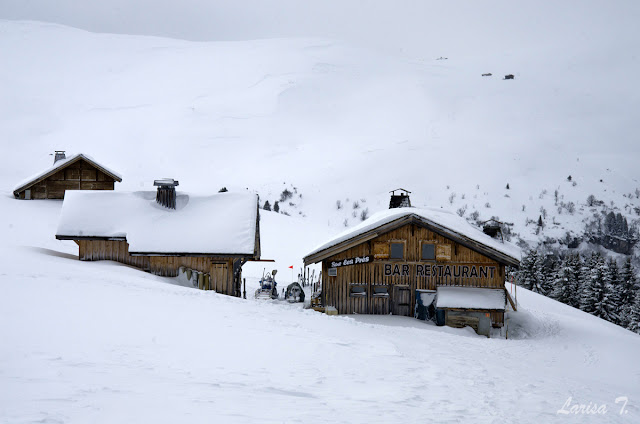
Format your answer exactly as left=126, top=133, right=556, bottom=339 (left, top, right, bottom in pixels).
left=15, top=158, right=116, bottom=199
left=78, top=240, right=237, bottom=296
left=321, top=223, right=506, bottom=316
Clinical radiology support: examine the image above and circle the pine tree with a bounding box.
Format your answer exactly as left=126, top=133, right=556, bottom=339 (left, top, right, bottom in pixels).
left=566, top=253, right=583, bottom=309
left=540, top=257, right=557, bottom=295
left=273, top=201, right=280, bottom=213
left=518, top=250, right=539, bottom=291
left=581, top=253, right=618, bottom=322
left=552, top=256, right=576, bottom=305
left=580, top=252, right=602, bottom=314
left=627, top=294, right=640, bottom=334
left=618, top=257, right=638, bottom=327
left=604, top=258, right=622, bottom=324
left=263, top=200, right=271, bottom=211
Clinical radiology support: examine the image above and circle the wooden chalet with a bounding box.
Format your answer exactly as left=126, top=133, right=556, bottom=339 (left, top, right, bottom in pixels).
left=55, top=180, right=260, bottom=297
left=13, top=151, right=121, bottom=199
left=303, top=201, right=520, bottom=335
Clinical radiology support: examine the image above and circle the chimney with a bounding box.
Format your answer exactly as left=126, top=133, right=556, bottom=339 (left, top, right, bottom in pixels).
left=389, top=188, right=411, bottom=209
left=53, top=151, right=66, bottom=164
left=482, top=219, right=504, bottom=242
left=154, top=179, right=179, bottom=209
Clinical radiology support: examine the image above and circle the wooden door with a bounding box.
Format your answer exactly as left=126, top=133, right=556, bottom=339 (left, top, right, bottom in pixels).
left=392, top=285, right=411, bottom=316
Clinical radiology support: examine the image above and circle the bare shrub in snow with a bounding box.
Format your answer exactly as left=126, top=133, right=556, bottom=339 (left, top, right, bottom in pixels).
left=540, top=206, right=547, bottom=219
left=456, top=205, right=467, bottom=217
left=449, top=193, right=456, bottom=204
left=336, top=200, right=342, bottom=210
left=280, top=189, right=293, bottom=202
left=353, top=201, right=360, bottom=209
left=485, top=202, right=491, bottom=208
left=360, top=208, right=369, bottom=221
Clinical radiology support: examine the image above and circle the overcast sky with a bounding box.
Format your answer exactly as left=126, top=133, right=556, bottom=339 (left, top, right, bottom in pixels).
left=1, top=1, right=639, bottom=57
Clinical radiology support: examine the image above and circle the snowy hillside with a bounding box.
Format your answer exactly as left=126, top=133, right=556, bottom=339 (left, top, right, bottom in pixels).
left=1, top=197, right=640, bottom=423
left=2, top=18, right=640, bottom=257
left=2, top=3, right=640, bottom=421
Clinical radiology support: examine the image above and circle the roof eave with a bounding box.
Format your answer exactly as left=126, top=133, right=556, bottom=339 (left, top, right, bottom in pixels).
left=56, top=235, right=127, bottom=241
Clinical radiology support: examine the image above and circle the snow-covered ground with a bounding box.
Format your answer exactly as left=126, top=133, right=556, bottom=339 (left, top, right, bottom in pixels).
left=2, top=5, right=640, bottom=421
left=1, top=197, right=640, bottom=423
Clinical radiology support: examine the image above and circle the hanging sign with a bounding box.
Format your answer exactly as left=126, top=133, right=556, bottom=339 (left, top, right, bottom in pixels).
left=330, top=255, right=373, bottom=268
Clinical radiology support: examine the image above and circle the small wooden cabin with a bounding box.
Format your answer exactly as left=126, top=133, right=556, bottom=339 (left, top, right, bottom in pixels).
left=13, top=151, right=121, bottom=199
left=55, top=182, right=261, bottom=297
left=303, top=207, right=520, bottom=333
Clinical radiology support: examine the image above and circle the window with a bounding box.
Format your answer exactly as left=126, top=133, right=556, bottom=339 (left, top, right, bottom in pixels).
left=350, top=285, right=367, bottom=297
left=421, top=243, right=435, bottom=260
left=372, top=285, right=389, bottom=297
left=390, top=242, right=404, bottom=259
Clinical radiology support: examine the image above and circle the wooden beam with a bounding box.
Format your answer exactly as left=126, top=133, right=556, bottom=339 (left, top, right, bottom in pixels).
left=505, top=288, right=517, bottom=311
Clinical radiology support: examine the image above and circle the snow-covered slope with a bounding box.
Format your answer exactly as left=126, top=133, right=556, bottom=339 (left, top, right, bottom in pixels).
left=1, top=198, right=639, bottom=423
left=2, top=7, right=640, bottom=421
left=1, top=191, right=640, bottom=423
left=1, top=17, right=639, bottom=252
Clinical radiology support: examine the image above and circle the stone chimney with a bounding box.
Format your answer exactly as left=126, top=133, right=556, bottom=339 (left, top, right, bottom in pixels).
left=154, top=179, right=179, bottom=209
left=53, top=151, right=66, bottom=164
left=389, top=188, right=411, bottom=209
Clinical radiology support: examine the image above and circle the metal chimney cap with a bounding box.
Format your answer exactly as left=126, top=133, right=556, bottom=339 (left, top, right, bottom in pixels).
left=153, top=178, right=179, bottom=187
left=53, top=151, right=67, bottom=164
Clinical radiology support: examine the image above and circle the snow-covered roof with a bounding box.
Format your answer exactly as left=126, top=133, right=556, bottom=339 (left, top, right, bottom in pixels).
left=436, top=287, right=506, bottom=310
left=304, top=207, right=521, bottom=265
left=13, top=153, right=122, bottom=194
left=56, top=190, right=259, bottom=256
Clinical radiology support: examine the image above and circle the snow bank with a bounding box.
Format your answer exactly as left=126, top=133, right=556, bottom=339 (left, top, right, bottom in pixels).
left=56, top=190, right=258, bottom=255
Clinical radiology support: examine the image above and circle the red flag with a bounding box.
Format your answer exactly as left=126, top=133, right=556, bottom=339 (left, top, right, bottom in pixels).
left=288, top=265, right=294, bottom=269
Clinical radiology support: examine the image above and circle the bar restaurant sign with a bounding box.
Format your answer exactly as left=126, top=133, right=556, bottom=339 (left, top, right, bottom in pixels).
left=384, top=263, right=497, bottom=279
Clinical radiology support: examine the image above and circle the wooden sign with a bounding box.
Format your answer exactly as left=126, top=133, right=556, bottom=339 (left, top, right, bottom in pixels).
left=329, top=255, right=372, bottom=268
left=436, top=244, right=451, bottom=261
left=373, top=242, right=389, bottom=259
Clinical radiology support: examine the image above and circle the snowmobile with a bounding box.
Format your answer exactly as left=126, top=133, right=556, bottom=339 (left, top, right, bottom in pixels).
left=284, top=281, right=305, bottom=303
left=255, top=270, right=279, bottom=300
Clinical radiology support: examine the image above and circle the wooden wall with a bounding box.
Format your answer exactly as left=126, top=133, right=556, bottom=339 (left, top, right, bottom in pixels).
left=321, top=223, right=506, bottom=317
left=17, top=159, right=116, bottom=199
left=78, top=240, right=236, bottom=296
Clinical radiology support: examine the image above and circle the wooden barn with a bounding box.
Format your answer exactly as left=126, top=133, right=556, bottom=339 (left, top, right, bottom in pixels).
left=55, top=180, right=260, bottom=297
left=303, top=204, right=520, bottom=335
left=13, top=151, right=121, bottom=199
